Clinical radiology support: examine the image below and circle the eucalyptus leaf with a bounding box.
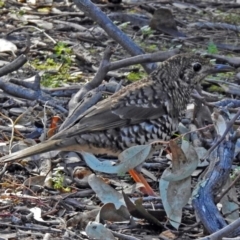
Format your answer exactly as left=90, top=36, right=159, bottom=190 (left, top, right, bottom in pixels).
left=162, top=140, right=198, bottom=181
left=88, top=174, right=126, bottom=209
left=160, top=173, right=191, bottom=229
left=83, top=144, right=151, bottom=175
left=85, top=222, right=115, bottom=240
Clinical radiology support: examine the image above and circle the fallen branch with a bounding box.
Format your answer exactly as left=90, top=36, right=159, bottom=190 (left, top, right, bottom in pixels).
left=73, top=0, right=156, bottom=74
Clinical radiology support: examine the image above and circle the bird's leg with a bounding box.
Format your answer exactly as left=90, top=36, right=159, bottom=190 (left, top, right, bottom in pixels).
left=129, top=143, right=167, bottom=196
left=128, top=169, right=157, bottom=196
left=82, top=152, right=157, bottom=196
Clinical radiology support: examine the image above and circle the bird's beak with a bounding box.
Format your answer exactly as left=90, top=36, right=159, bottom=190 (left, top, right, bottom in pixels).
left=206, top=64, right=235, bottom=74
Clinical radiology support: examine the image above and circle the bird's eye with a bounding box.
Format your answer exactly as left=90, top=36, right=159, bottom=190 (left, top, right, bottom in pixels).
left=193, top=62, right=202, bottom=72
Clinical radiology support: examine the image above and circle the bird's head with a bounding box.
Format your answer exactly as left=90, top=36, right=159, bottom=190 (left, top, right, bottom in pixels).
left=161, top=54, right=234, bottom=87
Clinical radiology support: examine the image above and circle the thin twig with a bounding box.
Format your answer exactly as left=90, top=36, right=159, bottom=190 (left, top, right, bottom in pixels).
left=203, top=109, right=240, bottom=159
left=216, top=172, right=240, bottom=203
left=0, top=112, right=15, bottom=154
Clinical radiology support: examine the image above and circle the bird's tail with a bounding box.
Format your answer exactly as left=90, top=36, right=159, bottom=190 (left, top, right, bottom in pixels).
left=0, top=138, right=75, bottom=163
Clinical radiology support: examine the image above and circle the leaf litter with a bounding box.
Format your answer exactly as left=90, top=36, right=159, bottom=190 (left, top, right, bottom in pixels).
left=0, top=0, right=239, bottom=239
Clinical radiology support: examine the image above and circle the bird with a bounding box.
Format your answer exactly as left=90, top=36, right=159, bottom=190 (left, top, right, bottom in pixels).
left=0, top=54, right=233, bottom=195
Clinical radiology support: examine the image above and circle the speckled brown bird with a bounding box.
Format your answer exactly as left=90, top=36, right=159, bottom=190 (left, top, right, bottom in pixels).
left=0, top=54, right=233, bottom=194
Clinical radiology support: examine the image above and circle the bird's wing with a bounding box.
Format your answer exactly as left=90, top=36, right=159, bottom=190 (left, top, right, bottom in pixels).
left=55, top=79, right=172, bottom=139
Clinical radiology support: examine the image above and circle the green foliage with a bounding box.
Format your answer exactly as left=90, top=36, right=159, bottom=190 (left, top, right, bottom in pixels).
left=207, top=42, right=218, bottom=54
left=127, top=69, right=147, bottom=81
left=207, top=85, right=224, bottom=93
left=207, top=71, right=235, bottom=93
left=31, top=41, right=79, bottom=88
left=118, top=21, right=130, bottom=30
left=209, top=71, right=234, bottom=80
left=18, top=9, right=26, bottom=16
left=117, top=171, right=127, bottom=177
left=172, top=133, right=188, bottom=141
left=52, top=172, right=71, bottom=192
left=230, top=167, right=240, bottom=179
left=140, top=26, right=153, bottom=36
left=146, top=44, right=158, bottom=52
left=223, top=13, right=240, bottom=24
left=54, top=42, right=72, bottom=60
left=217, top=72, right=234, bottom=78
left=37, top=7, right=51, bottom=13
left=0, top=1, right=5, bottom=8
left=214, top=11, right=240, bottom=24
left=138, top=41, right=158, bottom=53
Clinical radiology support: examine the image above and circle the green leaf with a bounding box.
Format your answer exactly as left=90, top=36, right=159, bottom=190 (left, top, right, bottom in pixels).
left=207, top=42, right=218, bottom=54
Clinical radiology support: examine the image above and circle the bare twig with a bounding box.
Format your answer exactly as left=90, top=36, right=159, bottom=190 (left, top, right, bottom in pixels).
left=203, top=109, right=240, bottom=159
left=73, top=0, right=156, bottom=73
left=199, top=218, right=240, bottom=240
left=108, top=49, right=179, bottom=71
left=0, top=112, right=15, bottom=154
left=216, top=172, right=240, bottom=203
left=0, top=54, right=27, bottom=77
left=68, top=46, right=113, bottom=113
left=6, top=26, right=56, bottom=44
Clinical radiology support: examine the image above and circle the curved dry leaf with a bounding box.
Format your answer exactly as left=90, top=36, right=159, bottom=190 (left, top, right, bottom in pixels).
left=118, top=144, right=152, bottom=174
left=122, top=182, right=145, bottom=194
left=160, top=230, right=177, bottom=239
left=0, top=39, right=17, bottom=53
left=30, top=207, right=60, bottom=225
left=9, top=108, right=26, bottom=115
left=83, top=152, right=118, bottom=174
left=85, top=222, right=115, bottom=240
left=88, top=174, right=126, bottom=209
left=122, top=192, right=162, bottom=227
left=24, top=176, right=46, bottom=187
left=83, top=144, right=151, bottom=175
left=61, top=152, right=82, bottom=164
left=29, top=207, right=45, bottom=222
left=98, top=203, right=130, bottom=222
left=67, top=209, right=99, bottom=228
left=163, top=140, right=198, bottom=181
left=195, top=147, right=209, bottom=167
left=160, top=176, right=191, bottom=229
left=40, top=158, right=52, bottom=176
left=211, top=109, right=227, bottom=137
left=29, top=19, right=53, bottom=30
left=181, top=140, right=199, bottom=172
